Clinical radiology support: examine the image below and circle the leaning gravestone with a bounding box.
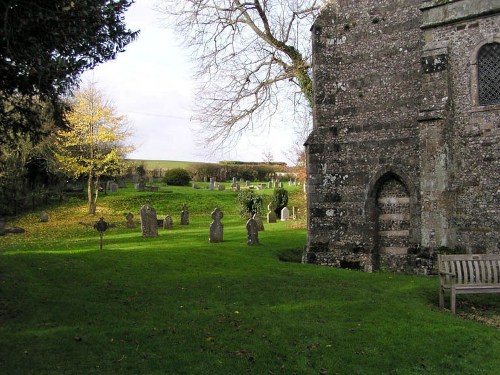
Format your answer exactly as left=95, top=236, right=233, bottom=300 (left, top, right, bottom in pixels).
left=209, top=208, right=224, bottom=243
left=140, top=205, right=159, bottom=237
left=180, top=204, right=189, bottom=225
left=125, top=212, right=135, bottom=228
left=267, top=203, right=277, bottom=223
left=39, top=212, right=49, bottom=222
left=246, top=214, right=260, bottom=245
left=281, top=207, right=290, bottom=221
left=163, top=215, right=173, bottom=229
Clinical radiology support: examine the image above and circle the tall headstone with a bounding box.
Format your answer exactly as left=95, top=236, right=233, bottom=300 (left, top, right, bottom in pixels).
left=268, top=181, right=273, bottom=189
left=125, top=212, right=135, bottom=228
left=267, top=203, right=277, bottom=223
left=180, top=204, right=189, bottom=225
left=232, top=177, right=237, bottom=184
left=209, top=208, right=224, bottom=243
left=209, top=177, right=215, bottom=191
left=39, top=212, right=49, bottom=222
left=140, top=205, right=159, bottom=237
left=281, top=207, right=290, bottom=221
left=292, top=206, right=297, bottom=220
left=246, top=214, right=259, bottom=245
left=110, top=182, right=118, bottom=193
left=163, top=215, right=173, bottom=229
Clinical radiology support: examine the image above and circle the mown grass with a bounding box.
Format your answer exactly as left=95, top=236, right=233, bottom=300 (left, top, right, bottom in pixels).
left=0, top=183, right=499, bottom=374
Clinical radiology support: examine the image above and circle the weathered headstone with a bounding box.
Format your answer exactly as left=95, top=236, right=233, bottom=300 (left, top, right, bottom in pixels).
left=125, top=212, right=135, bottom=228
left=246, top=214, right=259, bottom=245
left=232, top=177, right=237, bottom=184
left=268, top=181, right=273, bottom=189
left=209, top=208, right=224, bottom=243
left=255, top=215, right=264, bottom=231
left=163, top=215, right=173, bottom=229
left=281, top=207, right=290, bottom=221
left=209, top=179, right=215, bottom=191
left=39, top=212, right=49, bottom=222
left=110, top=183, right=118, bottom=193
left=180, top=204, right=189, bottom=225
left=267, top=203, right=277, bottom=223
left=140, top=205, right=159, bottom=237
left=246, top=180, right=250, bottom=187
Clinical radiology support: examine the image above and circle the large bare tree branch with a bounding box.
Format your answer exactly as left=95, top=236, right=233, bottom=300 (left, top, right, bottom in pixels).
left=156, top=0, right=320, bottom=154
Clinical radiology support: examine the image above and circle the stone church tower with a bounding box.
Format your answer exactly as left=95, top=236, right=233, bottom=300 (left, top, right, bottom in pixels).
left=303, top=0, right=499, bottom=272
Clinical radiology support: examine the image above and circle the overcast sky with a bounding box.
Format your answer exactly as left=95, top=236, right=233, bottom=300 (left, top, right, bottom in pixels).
left=82, top=0, right=297, bottom=164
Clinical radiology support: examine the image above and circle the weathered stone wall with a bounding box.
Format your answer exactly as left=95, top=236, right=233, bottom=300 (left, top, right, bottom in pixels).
left=304, top=0, right=500, bottom=272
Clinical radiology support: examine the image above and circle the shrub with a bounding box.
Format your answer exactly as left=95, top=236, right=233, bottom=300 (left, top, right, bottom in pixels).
left=272, top=188, right=289, bottom=219
left=162, top=168, right=191, bottom=186
left=236, top=190, right=263, bottom=218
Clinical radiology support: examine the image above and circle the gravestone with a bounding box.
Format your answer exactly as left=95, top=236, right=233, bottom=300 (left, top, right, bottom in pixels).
left=39, top=212, right=49, bottom=222
left=232, top=177, right=237, bottom=184
left=163, top=215, right=173, bottom=229
left=125, top=212, right=135, bottom=228
left=267, top=203, right=277, bottom=223
left=268, top=181, right=273, bottom=189
left=209, top=179, right=215, bottom=191
left=292, top=206, right=297, bottom=220
left=180, top=204, right=189, bottom=225
left=209, top=208, right=224, bottom=243
left=246, top=214, right=259, bottom=245
left=279, top=181, right=284, bottom=188
left=140, top=205, right=159, bottom=237
left=281, top=207, right=290, bottom=221
left=110, top=183, right=118, bottom=193
left=255, top=215, right=264, bottom=231
left=106, top=180, right=112, bottom=190
left=246, top=180, right=250, bottom=187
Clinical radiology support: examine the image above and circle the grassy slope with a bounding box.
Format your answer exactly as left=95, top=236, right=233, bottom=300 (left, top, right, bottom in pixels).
left=126, top=159, right=201, bottom=170
left=0, top=184, right=498, bottom=375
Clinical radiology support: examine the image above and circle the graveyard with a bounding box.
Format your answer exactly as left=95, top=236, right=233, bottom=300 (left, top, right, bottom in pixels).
left=0, top=182, right=499, bottom=374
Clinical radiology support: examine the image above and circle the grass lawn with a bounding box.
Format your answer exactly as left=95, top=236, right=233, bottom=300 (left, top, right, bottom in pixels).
left=0, top=184, right=498, bottom=374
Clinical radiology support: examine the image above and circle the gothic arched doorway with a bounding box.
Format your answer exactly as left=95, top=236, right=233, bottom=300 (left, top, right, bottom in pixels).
left=373, top=174, right=411, bottom=270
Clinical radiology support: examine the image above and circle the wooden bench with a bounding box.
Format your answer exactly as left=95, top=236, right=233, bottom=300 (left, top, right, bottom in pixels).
left=438, top=254, right=500, bottom=314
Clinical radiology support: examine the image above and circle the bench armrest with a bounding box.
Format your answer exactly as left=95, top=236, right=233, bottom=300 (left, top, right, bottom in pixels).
left=439, top=271, right=456, bottom=277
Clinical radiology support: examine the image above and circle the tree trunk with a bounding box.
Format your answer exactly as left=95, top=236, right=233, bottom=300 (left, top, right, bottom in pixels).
left=87, top=174, right=96, bottom=215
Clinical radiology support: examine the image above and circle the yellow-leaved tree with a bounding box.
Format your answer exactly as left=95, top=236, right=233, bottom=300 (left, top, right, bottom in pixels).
left=56, top=83, right=133, bottom=214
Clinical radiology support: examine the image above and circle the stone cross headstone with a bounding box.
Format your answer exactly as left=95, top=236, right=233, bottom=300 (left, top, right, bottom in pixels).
left=163, top=215, right=173, bottom=229
left=246, top=214, right=259, bottom=245
left=94, top=217, right=109, bottom=250
left=281, top=207, right=290, bottom=221
left=209, top=207, right=224, bottom=243
left=140, top=205, right=159, bottom=237
left=180, top=204, right=189, bottom=225
left=39, top=212, right=49, bottom=222
left=110, top=182, right=118, bottom=193
left=267, top=203, right=277, bottom=223
left=125, top=212, right=135, bottom=228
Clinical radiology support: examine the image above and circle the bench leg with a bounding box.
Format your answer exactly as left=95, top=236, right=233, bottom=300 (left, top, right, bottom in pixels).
left=439, top=287, right=444, bottom=308
left=450, top=287, right=456, bottom=314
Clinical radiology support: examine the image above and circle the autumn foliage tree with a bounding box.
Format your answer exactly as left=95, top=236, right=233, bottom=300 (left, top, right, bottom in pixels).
left=56, top=83, right=133, bottom=214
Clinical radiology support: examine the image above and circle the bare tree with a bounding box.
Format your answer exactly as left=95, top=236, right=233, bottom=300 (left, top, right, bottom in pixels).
left=157, top=0, right=321, bottom=153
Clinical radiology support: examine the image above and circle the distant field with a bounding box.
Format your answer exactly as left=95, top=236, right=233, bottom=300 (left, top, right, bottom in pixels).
left=127, top=159, right=202, bottom=170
